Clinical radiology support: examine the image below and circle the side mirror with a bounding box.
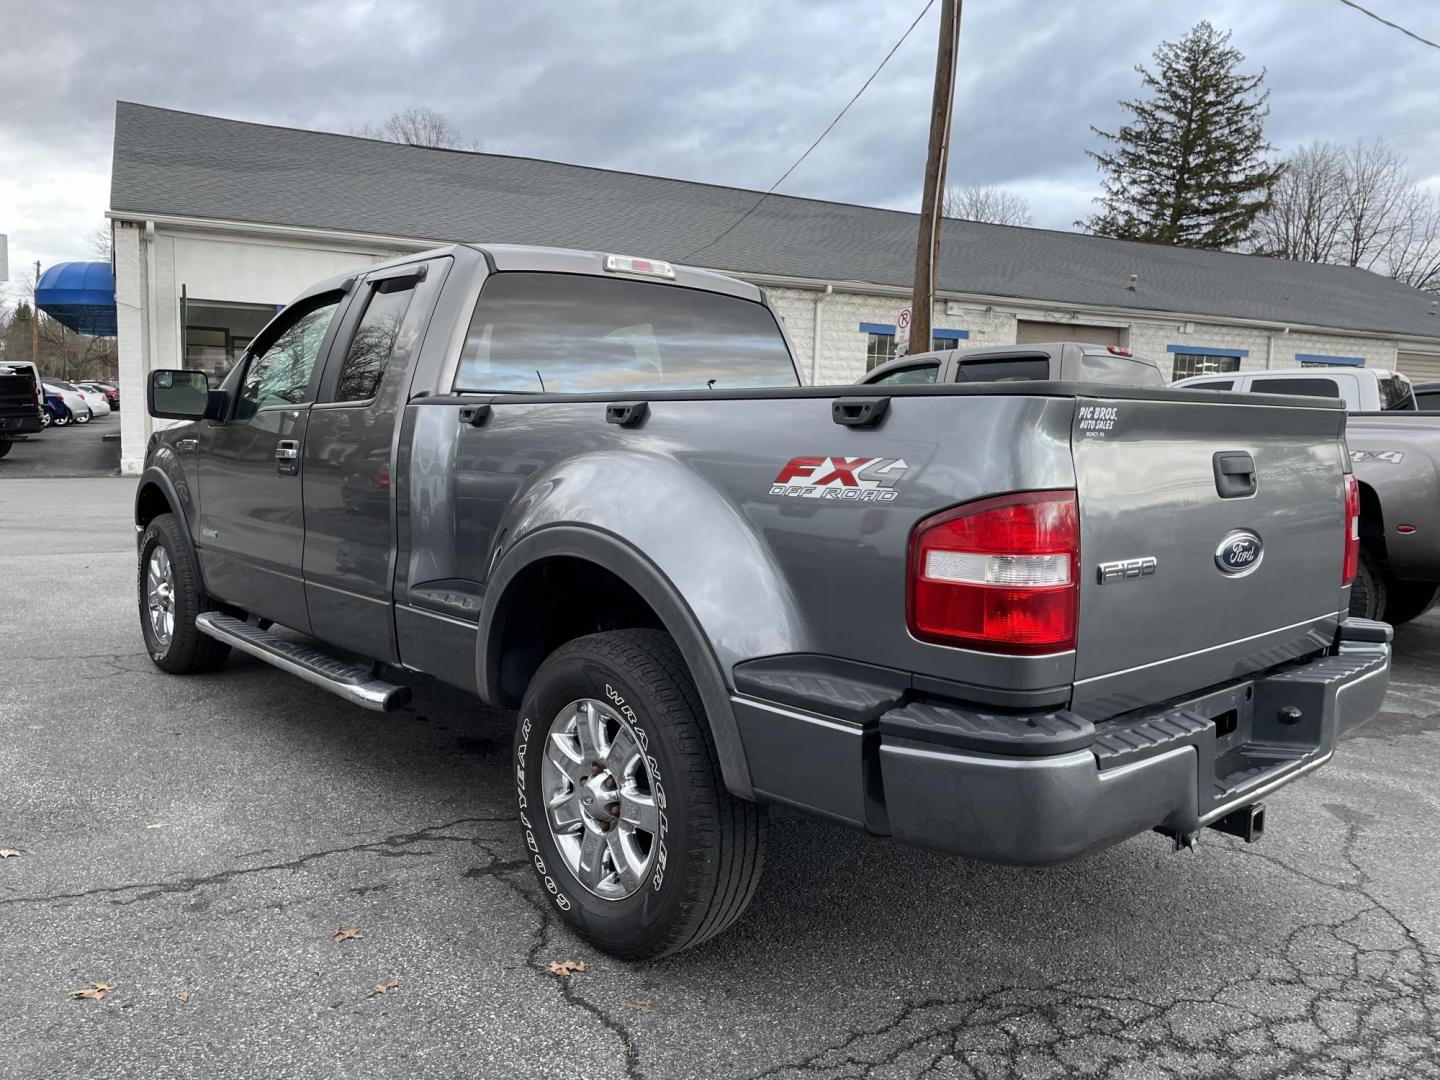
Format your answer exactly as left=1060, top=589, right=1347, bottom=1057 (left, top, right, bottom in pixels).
left=148, top=369, right=211, bottom=420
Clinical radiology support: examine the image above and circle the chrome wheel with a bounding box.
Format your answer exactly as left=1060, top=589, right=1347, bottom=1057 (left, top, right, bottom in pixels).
left=145, top=546, right=176, bottom=649
left=541, top=698, right=660, bottom=901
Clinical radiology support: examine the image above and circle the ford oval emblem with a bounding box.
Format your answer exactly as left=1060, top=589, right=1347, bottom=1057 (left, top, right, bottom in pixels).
left=1215, top=531, right=1263, bottom=576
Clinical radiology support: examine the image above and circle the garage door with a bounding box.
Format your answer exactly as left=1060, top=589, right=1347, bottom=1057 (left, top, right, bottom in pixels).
left=1397, top=351, right=1440, bottom=381
left=1015, top=320, right=1124, bottom=347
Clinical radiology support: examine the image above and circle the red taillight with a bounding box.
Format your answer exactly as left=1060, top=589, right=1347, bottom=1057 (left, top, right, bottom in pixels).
left=1342, top=474, right=1360, bottom=586
left=907, top=490, right=1079, bottom=655
left=1107, top=345, right=1132, bottom=357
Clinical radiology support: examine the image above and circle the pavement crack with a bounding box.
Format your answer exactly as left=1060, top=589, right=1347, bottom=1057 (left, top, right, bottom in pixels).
left=0, top=816, right=515, bottom=910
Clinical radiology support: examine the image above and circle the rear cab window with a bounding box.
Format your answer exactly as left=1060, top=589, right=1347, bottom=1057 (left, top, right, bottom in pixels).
left=454, top=272, right=798, bottom=393
left=1079, top=350, right=1167, bottom=388
left=1185, top=379, right=1234, bottom=391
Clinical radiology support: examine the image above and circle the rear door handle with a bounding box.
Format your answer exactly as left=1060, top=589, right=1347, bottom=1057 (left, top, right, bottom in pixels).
left=1213, top=451, right=1256, bottom=498
left=275, top=439, right=300, bottom=475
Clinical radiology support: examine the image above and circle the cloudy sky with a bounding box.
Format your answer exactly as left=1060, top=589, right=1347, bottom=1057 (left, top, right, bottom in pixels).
left=3, top=0, right=1438, bottom=305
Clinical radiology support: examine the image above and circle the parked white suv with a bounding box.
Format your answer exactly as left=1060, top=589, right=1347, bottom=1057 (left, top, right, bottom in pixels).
left=1174, top=367, right=1416, bottom=412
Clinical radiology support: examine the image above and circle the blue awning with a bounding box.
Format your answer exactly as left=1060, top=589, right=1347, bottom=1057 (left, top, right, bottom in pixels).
left=35, top=261, right=117, bottom=337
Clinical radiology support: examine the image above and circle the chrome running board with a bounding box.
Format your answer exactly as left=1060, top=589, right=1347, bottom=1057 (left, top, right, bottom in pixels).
left=195, top=612, right=410, bottom=712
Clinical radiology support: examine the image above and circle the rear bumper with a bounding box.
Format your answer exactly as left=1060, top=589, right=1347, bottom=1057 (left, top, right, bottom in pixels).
left=0, top=413, right=43, bottom=436
left=733, top=619, right=1391, bottom=864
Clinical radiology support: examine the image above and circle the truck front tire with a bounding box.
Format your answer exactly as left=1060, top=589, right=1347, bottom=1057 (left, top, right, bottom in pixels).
left=513, top=629, right=766, bottom=959
left=138, top=513, right=231, bottom=674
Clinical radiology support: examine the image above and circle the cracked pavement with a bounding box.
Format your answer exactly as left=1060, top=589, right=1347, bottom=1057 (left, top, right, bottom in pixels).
left=3, top=477, right=1439, bottom=1079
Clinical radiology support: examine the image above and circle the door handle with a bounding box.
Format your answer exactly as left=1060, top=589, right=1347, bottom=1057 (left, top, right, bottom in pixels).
left=275, top=439, right=300, bottom=475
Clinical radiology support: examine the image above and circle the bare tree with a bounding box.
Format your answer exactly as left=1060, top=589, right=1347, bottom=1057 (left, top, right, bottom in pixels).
left=943, top=185, right=1033, bottom=226
left=1254, top=138, right=1440, bottom=292
left=355, top=107, right=478, bottom=150
left=84, top=223, right=114, bottom=262
left=1251, top=142, right=1346, bottom=262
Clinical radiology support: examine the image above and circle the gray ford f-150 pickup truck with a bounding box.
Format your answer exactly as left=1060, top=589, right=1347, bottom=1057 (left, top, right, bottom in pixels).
left=138, top=244, right=1392, bottom=958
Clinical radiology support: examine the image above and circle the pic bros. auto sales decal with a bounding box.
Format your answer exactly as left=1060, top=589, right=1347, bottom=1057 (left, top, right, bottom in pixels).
left=769, top=456, right=910, bottom=502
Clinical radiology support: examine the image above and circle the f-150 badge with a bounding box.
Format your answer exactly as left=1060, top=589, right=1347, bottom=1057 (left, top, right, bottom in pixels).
left=769, top=456, right=909, bottom=501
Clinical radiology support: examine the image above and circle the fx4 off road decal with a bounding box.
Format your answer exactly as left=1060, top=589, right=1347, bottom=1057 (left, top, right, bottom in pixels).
left=770, top=456, right=909, bottom=501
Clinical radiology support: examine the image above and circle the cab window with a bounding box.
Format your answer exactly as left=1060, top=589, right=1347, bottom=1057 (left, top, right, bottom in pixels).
left=234, top=299, right=341, bottom=421
left=869, top=363, right=939, bottom=386
left=1252, top=377, right=1341, bottom=399
left=955, top=357, right=1049, bottom=382
left=333, top=280, right=416, bottom=402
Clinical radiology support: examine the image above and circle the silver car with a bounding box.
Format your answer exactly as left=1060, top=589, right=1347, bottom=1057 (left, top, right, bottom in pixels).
left=42, top=380, right=93, bottom=425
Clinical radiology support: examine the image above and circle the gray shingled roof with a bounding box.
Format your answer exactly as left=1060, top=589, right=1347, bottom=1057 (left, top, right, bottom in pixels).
left=111, top=102, right=1440, bottom=340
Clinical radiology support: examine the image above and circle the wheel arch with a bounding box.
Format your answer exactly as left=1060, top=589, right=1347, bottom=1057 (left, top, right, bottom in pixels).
left=135, top=466, right=209, bottom=594
left=479, top=525, right=754, bottom=800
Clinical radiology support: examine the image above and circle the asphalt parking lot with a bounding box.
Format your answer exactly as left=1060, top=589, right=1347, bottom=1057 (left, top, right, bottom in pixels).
left=1, top=412, right=122, bottom=478
left=3, top=477, right=1439, bottom=1080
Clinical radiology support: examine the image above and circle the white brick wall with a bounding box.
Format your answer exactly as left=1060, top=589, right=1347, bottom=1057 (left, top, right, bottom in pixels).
left=763, top=281, right=1406, bottom=385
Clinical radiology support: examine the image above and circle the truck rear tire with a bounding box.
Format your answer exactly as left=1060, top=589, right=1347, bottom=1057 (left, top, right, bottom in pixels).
left=1348, top=549, right=1387, bottom=622
left=1382, top=580, right=1439, bottom=625
left=0, top=440, right=11, bottom=459
left=138, top=513, right=231, bottom=674
left=513, top=629, right=766, bottom=959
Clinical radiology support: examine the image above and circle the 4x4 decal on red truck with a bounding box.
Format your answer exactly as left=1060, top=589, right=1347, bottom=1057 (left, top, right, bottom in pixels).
left=769, top=456, right=910, bottom=501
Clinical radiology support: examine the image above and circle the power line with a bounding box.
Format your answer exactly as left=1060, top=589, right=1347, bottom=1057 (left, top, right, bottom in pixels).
left=682, top=0, right=938, bottom=261
left=1338, top=0, right=1440, bottom=50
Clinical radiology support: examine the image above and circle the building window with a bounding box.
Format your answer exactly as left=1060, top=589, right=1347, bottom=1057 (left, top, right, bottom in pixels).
left=860, top=323, right=897, bottom=371
left=182, top=298, right=280, bottom=380
left=931, top=328, right=970, bottom=351
left=1171, top=353, right=1241, bottom=379
left=1166, top=345, right=1248, bottom=381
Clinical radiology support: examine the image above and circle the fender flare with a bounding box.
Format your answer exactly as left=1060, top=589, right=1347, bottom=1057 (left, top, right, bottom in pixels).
left=135, top=465, right=209, bottom=594
left=478, top=524, right=754, bottom=800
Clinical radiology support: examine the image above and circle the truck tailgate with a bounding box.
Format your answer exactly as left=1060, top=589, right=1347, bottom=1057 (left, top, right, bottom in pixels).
left=1070, top=394, right=1349, bottom=718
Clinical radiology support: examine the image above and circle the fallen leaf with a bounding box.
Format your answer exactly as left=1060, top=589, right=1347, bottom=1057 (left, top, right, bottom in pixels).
left=624, top=999, right=652, bottom=1013
left=69, top=982, right=113, bottom=1001
left=176, top=992, right=191, bottom=1003
left=546, top=960, right=588, bottom=977
left=144, top=821, right=171, bottom=830
left=331, top=927, right=363, bottom=943
left=0, top=848, right=24, bottom=859
left=369, top=979, right=400, bottom=997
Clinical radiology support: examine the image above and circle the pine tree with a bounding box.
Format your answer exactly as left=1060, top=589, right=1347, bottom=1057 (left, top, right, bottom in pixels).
left=1082, top=22, right=1283, bottom=249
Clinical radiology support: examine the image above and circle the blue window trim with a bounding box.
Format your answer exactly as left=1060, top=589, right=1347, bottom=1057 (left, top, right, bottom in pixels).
left=858, top=322, right=969, bottom=340
left=1165, top=344, right=1249, bottom=358
left=1295, top=353, right=1364, bottom=367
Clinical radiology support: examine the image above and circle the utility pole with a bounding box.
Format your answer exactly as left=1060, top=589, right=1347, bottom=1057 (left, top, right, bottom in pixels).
left=908, top=0, right=961, bottom=355
left=31, top=260, right=40, bottom=366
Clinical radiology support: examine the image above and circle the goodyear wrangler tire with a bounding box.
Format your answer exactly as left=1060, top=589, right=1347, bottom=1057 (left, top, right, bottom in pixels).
left=514, top=629, right=766, bottom=959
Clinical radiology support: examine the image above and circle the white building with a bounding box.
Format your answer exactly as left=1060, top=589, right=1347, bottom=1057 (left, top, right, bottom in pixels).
left=109, top=102, right=1440, bottom=475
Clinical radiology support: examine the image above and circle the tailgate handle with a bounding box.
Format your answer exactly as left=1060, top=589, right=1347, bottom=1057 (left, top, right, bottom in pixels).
left=832, top=397, right=891, bottom=428
left=605, top=401, right=650, bottom=427
left=1213, top=451, right=1257, bottom=498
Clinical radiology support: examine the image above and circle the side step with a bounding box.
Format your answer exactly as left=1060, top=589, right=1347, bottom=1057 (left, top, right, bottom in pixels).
left=195, top=612, right=411, bottom=712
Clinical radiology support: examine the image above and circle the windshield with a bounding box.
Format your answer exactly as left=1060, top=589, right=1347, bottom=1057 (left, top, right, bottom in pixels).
left=454, top=272, right=797, bottom=394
